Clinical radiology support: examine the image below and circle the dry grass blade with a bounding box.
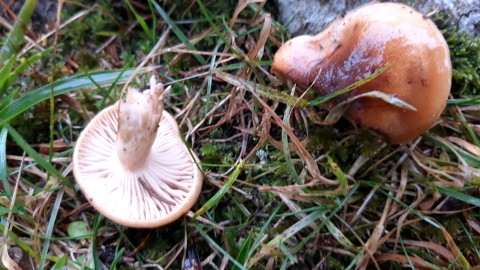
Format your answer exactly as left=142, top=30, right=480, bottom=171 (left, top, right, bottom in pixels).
left=278, top=193, right=317, bottom=230
left=251, top=90, right=336, bottom=185
left=374, top=253, right=437, bottom=269
left=447, top=136, right=480, bottom=157
left=229, top=0, right=265, bottom=29
left=465, top=214, right=480, bottom=235
left=325, top=91, right=417, bottom=125
left=217, top=72, right=335, bottom=185
left=386, top=239, right=455, bottom=262
left=216, top=72, right=308, bottom=107
left=393, top=185, right=426, bottom=249
left=248, top=209, right=325, bottom=267
left=246, top=12, right=270, bottom=61
left=1, top=154, right=26, bottom=270
left=440, top=225, right=470, bottom=268
left=357, top=193, right=393, bottom=269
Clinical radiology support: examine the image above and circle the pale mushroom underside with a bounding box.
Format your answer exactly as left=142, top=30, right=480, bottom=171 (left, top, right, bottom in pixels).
left=73, top=106, right=202, bottom=228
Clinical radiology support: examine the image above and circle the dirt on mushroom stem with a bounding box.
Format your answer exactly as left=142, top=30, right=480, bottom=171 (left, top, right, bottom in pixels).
left=116, top=77, right=166, bottom=171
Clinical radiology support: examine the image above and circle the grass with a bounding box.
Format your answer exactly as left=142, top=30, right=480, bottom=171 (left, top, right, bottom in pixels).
left=1, top=0, right=480, bottom=269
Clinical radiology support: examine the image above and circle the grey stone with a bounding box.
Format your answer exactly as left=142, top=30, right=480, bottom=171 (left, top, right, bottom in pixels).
left=0, top=0, right=57, bottom=32
left=274, top=0, right=480, bottom=37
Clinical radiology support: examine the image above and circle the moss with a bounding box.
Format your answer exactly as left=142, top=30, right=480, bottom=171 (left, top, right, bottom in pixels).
left=11, top=103, right=51, bottom=144
left=307, top=123, right=386, bottom=179
left=460, top=233, right=480, bottom=256
left=307, top=125, right=350, bottom=163
left=199, top=142, right=235, bottom=165
left=327, top=256, right=347, bottom=270
left=433, top=12, right=480, bottom=95
left=74, top=48, right=99, bottom=68
left=199, top=135, right=241, bottom=171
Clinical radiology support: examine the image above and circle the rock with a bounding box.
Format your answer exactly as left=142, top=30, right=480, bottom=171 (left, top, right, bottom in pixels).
left=0, top=0, right=57, bottom=32
left=274, top=0, right=480, bottom=37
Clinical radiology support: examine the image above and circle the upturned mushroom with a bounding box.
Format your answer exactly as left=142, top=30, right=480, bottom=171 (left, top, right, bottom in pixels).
left=73, top=77, right=202, bottom=228
left=271, top=2, right=452, bottom=144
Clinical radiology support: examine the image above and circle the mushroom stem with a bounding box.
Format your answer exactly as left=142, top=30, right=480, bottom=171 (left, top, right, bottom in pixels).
left=116, top=77, right=167, bottom=171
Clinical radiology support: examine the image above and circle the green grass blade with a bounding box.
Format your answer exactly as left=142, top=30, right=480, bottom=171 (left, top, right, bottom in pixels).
left=364, top=181, right=441, bottom=229
left=8, top=49, right=53, bottom=87
left=124, top=0, right=152, bottom=40
left=460, top=222, right=480, bottom=260
left=205, top=41, right=223, bottom=114
left=291, top=184, right=360, bottom=254
left=50, top=254, right=68, bottom=269
left=0, top=222, right=37, bottom=258
left=195, top=0, right=241, bottom=58
left=0, top=92, right=14, bottom=110
left=109, top=247, right=125, bottom=270
left=327, top=156, right=348, bottom=194
left=38, top=188, right=64, bottom=270
left=308, top=63, right=392, bottom=106
left=323, top=214, right=355, bottom=250
left=437, top=186, right=480, bottom=207
left=92, top=215, right=104, bottom=270
left=249, top=209, right=325, bottom=267
left=282, top=106, right=301, bottom=183
left=233, top=231, right=254, bottom=270
left=448, top=96, right=480, bottom=105
left=98, top=68, right=130, bottom=109
left=194, top=224, right=247, bottom=270
left=147, top=0, right=158, bottom=41
left=194, top=160, right=244, bottom=218
left=0, top=127, right=10, bottom=196
left=151, top=1, right=206, bottom=65
left=279, top=242, right=297, bottom=264
left=245, top=203, right=283, bottom=266
left=0, top=69, right=141, bottom=125
left=4, top=123, right=73, bottom=187
left=0, top=56, right=16, bottom=96
left=269, top=209, right=324, bottom=247
left=454, top=107, right=480, bottom=146
left=0, top=0, right=37, bottom=63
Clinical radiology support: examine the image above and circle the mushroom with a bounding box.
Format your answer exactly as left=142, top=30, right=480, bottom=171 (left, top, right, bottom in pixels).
left=73, top=77, right=203, bottom=228
left=271, top=2, right=452, bottom=144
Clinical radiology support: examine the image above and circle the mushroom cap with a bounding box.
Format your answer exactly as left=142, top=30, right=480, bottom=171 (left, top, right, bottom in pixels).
left=73, top=105, right=202, bottom=228
left=272, top=2, right=452, bottom=144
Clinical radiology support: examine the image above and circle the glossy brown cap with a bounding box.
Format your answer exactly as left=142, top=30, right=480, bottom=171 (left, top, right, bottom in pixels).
left=272, top=2, right=452, bottom=144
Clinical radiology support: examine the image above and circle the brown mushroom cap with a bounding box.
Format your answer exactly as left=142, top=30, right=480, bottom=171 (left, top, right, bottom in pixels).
left=73, top=82, right=202, bottom=228
left=271, top=2, right=452, bottom=144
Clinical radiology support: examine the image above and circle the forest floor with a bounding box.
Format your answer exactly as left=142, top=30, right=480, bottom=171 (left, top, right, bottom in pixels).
left=1, top=0, right=480, bottom=269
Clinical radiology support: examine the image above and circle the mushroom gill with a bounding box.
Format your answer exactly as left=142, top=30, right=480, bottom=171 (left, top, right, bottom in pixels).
left=73, top=78, right=203, bottom=228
